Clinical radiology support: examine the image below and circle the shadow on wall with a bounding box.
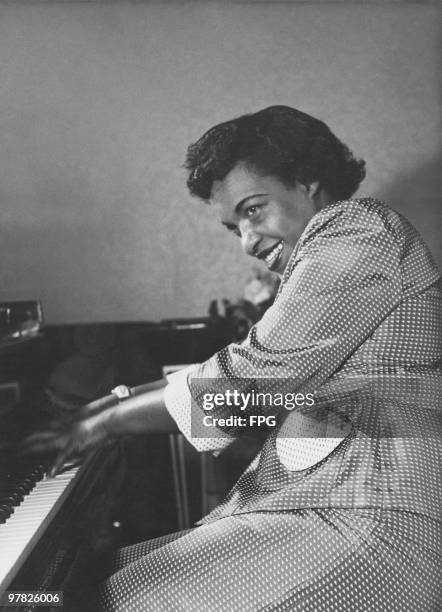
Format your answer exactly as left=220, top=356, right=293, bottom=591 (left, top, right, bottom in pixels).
left=379, top=155, right=441, bottom=269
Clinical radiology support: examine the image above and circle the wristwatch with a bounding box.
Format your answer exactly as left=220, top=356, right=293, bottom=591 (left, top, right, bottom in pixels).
left=111, top=385, right=132, bottom=401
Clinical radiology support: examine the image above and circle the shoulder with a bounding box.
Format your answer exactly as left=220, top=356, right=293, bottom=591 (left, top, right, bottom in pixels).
left=300, top=198, right=402, bottom=248
left=283, top=197, right=439, bottom=294
left=278, top=198, right=402, bottom=292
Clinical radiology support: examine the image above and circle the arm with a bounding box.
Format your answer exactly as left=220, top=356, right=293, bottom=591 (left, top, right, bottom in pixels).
left=75, top=377, right=170, bottom=419
left=105, top=384, right=179, bottom=437
left=166, top=201, right=404, bottom=451
left=22, top=378, right=179, bottom=475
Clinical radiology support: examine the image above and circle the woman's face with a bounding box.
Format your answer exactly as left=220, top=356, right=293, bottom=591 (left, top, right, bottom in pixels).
left=210, top=163, right=319, bottom=276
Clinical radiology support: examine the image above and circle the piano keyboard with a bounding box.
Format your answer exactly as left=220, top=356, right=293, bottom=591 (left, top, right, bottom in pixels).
left=0, top=464, right=81, bottom=595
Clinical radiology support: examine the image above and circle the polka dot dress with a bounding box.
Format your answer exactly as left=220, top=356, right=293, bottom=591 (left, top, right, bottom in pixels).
left=101, top=199, right=442, bottom=611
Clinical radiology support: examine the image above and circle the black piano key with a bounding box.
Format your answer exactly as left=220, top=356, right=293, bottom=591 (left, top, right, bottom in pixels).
left=0, top=503, right=14, bottom=522
left=0, top=488, right=23, bottom=506
left=0, top=458, right=50, bottom=511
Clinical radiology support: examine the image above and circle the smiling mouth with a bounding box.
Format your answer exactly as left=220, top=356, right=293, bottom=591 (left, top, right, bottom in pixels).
left=258, top=240, right=284, bottom=270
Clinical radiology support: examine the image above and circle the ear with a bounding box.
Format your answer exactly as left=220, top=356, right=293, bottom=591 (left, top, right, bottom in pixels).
left=306, top=181, right=320, bottom=198
left=297, top=180, right=320, bottom=198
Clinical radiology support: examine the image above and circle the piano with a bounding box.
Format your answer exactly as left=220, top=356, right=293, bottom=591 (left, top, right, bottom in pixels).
left=0, top=318, right=236, bottom=610
left=0, top=461, right=80, bottom=590
left=0, top=445, right=121, bottom=612
left=0, top=335, right=121, bottom=611
left=0, top=441, right=120, bottom=610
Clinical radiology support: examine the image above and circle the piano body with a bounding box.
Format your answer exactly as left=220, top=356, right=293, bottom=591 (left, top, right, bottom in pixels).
left=0, top=334, right=121, bottom=611
left=0, top=318, right=239, bottom=610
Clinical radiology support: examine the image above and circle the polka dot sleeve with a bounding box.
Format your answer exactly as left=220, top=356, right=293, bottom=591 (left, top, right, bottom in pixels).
left=164, top=365, right=235, bottom=453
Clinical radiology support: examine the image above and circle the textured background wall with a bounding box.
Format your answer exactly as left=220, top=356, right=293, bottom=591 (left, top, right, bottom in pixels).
left=0, top=1, right=439, bottom=323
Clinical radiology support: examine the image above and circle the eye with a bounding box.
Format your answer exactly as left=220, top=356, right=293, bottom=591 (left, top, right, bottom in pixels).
left=245, top=204, right=261, bottom=218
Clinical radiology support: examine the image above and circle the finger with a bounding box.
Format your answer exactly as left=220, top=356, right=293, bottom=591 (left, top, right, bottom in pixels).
left=49, top=442, right=76, bottom=477
left=57, top=457, right=84, bottom=474
left=44, top=388, right=75, bottom=411
left=21, top=431, right=61, bottom=446
left=44, top=416, right=72, bottom=430
left=20, top=441, right=56, bottom=455
left=19, top=432, right=63, bottom=455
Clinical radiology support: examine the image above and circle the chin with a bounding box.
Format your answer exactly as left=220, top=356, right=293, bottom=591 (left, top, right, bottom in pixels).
left=275, top=247, right=293, bottom=274
left=268, top=256, right=287, bottom=275
left=272, top=263, right=287, bottom=276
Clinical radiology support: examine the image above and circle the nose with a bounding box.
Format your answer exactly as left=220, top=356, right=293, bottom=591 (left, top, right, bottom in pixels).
left=240, top=226, right=261, bottom=257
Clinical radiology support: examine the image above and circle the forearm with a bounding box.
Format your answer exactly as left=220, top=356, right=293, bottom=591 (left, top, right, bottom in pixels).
left=104, top=385, right=179, bottom=437
left=78, top=378, right=168, bottom=419
left=22, top=379, right=180, bottom=476
left=131, top=378, right=168, bottom=395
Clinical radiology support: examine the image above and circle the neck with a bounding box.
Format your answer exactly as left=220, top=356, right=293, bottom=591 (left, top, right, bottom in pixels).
left=313, top=189, right=333, bottom=212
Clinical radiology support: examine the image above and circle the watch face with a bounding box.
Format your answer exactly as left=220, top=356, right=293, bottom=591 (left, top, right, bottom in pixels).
left=112, top=385, right=131, bottom=399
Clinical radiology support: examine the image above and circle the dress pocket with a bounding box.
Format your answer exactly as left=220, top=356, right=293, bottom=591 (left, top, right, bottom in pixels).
left=276, top=409, right=353, bottom=471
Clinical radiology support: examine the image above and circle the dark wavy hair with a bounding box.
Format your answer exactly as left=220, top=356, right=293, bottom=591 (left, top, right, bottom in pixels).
left=185, top=106, right=366, bottom=202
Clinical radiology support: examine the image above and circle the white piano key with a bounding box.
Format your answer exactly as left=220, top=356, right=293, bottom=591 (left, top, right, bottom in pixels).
left=0, top=465, right=81, bottom=594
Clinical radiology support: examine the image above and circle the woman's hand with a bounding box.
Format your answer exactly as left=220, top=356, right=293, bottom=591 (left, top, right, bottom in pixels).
left=21, top=381, right=175, bottom=476
left=21, top=395, right=117, bottom=477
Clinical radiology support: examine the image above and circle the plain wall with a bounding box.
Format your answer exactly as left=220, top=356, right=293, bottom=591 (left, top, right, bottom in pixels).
left=0, top=1, right=440, bottom=323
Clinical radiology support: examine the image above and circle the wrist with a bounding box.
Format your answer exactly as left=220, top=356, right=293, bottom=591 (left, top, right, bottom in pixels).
left=102, top=400, right=121, bottom=438
left=104, top=385, right=133, bottom=437
left=111, top=384, right=132, bottom=401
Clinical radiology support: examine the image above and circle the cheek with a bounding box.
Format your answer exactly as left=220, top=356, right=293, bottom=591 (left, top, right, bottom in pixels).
left=283, top=220, right=304, bottom=245
left=275, top=213, right=300, bottom=237
left=263, top=203, right=302, bottom=240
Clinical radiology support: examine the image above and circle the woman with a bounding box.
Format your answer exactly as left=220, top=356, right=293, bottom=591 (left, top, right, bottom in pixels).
left=25, top=106, right=441, bottom=611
